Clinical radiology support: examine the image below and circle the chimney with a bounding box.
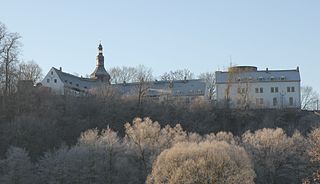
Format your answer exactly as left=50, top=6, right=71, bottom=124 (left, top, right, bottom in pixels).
left=296, top=66, right=299, bottom=72
left=266, top=68, right=269, bottom=73
left=59, top=67, right=62, bottom=71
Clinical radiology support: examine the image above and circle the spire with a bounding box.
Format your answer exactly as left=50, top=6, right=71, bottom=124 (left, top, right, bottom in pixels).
left=98, top=42, right=103, bottom=54
left=90, top=42, right=111, bottom=83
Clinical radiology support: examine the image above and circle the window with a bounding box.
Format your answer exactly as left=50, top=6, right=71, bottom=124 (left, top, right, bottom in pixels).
left=273, top=97, right=278, bottom=106
left=47, top=79, right=50, bottom=83
left=287, top=87, right=291, bottom=92
left=256, top=98, right=264, bottom=105
left=70, top=82, right=72, bottom=85
left=260, top=98, right=264, bottom=105
left=271, top=87, right=279, bottom=93
left=260, top=88, right=263, bottom=93
left=51, top=71, right=53, bottom=75
left=291, top=87, right=295, bottom=92
left=54, top=79, right=57, bottom=83
left=76, top=84, right=79, bottom=87
left=289, top=97, right=294, bottom=106
left=258, top=77, right=264, bottom=81
left=255, top=88, right=259, bottom=93
left=281, top=76, right=285, bottom=80
left=237, top=77, right=241, bottom=82
left=270, top=76, right=275, bottom=81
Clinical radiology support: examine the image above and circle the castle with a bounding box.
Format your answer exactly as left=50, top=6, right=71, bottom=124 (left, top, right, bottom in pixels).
left=41, top=44, right=301, bottom=108
left=41, top=44, right=208, bottom=102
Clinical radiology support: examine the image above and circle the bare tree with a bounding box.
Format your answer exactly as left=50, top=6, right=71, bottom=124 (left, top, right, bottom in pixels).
left=133, top=65, right=153, bottom=107
left=198, top=71, right=215, bottom=100
left=160, top=69, right=194, bottom=81
left=108, top=66, right=138, bottom=84
left=0, top=32, right=21, bottom=95
left=301, top=86, right=319, bottom=110
left=18, top=60, right=42, bottom=84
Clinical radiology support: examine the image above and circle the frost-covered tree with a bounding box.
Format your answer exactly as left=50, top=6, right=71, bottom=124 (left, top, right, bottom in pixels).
left=306, top=128, right=320, bottom=183
left=242, top=128, right=310, bottom=184
left=204, top=131, right=239, bottom=145
left=37, top=127, right=125, bottom=184
left=147, top=141, right=255, bottom=184
left=124, top=117, right=187, bottom=182
left=0, top=147, right=35, bottom=184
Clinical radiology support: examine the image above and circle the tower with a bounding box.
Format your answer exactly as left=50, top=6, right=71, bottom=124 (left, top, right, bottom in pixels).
left=90, top=43, right=111, bottom=83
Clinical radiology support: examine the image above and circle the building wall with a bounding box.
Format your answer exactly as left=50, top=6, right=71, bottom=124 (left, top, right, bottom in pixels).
left=41, top=68, right=65, bottom=95
left=216, top=81, right=301, bottom=108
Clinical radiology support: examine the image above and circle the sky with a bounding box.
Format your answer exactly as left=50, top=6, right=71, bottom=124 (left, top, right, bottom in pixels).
left=1, top=0, right=320, bottom=92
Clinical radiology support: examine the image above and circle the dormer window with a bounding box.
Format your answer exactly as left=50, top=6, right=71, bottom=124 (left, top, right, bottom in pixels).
left=258, top=77, right=264, bottom=81
left=280, top=76, right=285, bottom=80
left=237, top=77, right=241, bottom=82
left=270, top=76, right=275, bottom=81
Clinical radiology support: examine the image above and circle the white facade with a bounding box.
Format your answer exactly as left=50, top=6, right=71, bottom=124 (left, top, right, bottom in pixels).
left=215, top=66, right=301, bottom=109
left=41, top=68, right=65, bottom=95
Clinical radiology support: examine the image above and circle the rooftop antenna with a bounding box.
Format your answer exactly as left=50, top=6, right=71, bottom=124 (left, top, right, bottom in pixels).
left=229, top=55, right=233, bottom=67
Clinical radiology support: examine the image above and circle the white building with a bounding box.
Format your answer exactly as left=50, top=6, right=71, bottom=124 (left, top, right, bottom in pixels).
left=41, top=44, right=207, bottom=102
left=215, top=66, right=301, bottom=109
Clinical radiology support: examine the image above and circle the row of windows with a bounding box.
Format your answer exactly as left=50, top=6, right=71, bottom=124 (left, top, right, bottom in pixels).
left=46, top=78, right=88, bottom=89
left=255, top=97, right=294, bottom=106
left=47, top=79, right=57, bottom=83
left=176, top=90, right=203, bottom=95
left=252, top=87, right=296, bottom=94
left=236, top=76, right=286, bottom=82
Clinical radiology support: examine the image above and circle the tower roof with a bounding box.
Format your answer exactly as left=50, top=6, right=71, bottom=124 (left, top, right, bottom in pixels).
left=90, top=43, right=111, bottom=83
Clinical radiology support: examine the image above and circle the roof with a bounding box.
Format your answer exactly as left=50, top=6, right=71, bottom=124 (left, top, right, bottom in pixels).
left=215, top=68, right=300, bottom=84
left=113, top=79, right=207, bottom=97
left=51, top=67, right=207, bottom=96
left=53, top=67, right=99, bottom=90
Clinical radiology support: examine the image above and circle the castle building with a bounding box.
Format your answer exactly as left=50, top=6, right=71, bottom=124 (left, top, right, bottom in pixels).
left=41, top=44, right=111, bottom=95
left=41, top=44, right=207, bottom=102
left=215, top=66, right=301, bottom=109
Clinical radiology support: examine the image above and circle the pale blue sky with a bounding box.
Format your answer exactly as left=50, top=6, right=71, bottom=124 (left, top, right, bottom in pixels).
left=1, top=0, right=320, bottom=91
